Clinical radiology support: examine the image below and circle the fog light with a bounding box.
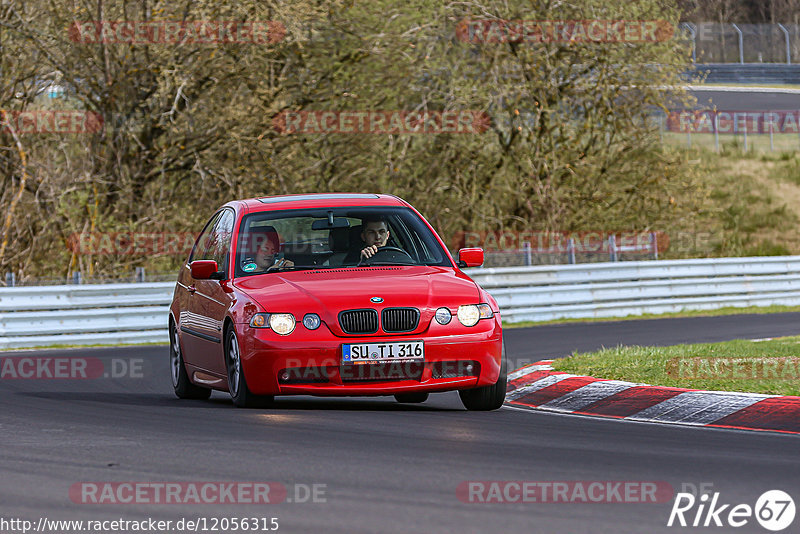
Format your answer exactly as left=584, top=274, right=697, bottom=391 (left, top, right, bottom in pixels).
left=465, top=363, right=474, bottom=374
left=435, top=307, right=452, bottom=325
left=279, top=371, right=290, bottom=382
left=303, top=313, right=321, bottom=330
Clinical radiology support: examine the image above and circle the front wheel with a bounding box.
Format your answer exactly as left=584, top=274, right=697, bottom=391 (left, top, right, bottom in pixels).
left=170, top=322, right=211, bottom=400
left=226, top=328, right=274, bottom=408
left=459, top=344, right=507, bottom=411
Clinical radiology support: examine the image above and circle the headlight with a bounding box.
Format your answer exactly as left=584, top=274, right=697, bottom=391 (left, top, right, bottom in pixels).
left=457, top=304, right=493, bottom=327
left=457, top=305, right=480, bottom=327
left=269, top=313, right=296, bottom=335
left=303, top=313, right=321, bottom=330
left=435, top=307, right=452, bottom=325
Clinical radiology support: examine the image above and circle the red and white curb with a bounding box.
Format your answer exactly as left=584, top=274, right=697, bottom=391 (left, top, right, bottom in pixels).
left=505, top=360, right=800, bottom=435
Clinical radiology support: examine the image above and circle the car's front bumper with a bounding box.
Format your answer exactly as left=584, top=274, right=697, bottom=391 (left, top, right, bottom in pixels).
left=237, top=315, right=503, bottom=396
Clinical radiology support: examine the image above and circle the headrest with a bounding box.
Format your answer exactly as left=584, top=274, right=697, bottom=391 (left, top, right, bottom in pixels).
left=329, top=227, right=350, bottom=251
left=243, top=225, right=280, bottom=254
left=349, top=224, right=363, bottom=246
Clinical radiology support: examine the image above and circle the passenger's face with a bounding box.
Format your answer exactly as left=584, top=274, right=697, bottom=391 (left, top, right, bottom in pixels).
left=363, top=222, right=389, bottom=247
left=255, top=239, right=277, bottom=268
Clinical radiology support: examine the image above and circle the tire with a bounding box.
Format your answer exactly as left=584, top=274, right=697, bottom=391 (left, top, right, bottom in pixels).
left=394, top=392, right=429, bottom=404
left=458, top=343, right=507, bottom=411
left=170, top=322, right=211, bottom=400
left=225, top=328, right=274, bottom=408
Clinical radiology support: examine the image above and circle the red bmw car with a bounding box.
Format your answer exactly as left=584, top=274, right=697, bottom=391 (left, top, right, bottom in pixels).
left=169, top=193, right=505, bottom=409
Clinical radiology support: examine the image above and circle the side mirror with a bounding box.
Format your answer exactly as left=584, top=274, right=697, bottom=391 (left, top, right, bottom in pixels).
left=457, top=248, right=484, bottom=268
left=190, top=260, right=220, bottom=280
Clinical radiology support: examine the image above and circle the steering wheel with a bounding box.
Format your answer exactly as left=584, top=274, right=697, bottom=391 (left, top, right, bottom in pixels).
left=358, top=246, right=415, bottom=266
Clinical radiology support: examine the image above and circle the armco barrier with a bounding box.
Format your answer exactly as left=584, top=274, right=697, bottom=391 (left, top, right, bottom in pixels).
left=467, top=256, right=800, bottom=323
left=2, top=256, right=800, bottom=349
left=0, top=282, right=175, bottom=349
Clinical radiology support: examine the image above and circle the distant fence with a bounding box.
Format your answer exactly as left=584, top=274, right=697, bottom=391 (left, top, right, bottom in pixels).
left=3, top=256, right=800, bottom=349
left=680, top=23, right=800, bottom=64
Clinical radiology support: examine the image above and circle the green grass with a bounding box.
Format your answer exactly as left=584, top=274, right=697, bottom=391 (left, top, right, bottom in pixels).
left=552, top=336, right=800, bottom=396
left=502, top=304, right=800, bottom=328
left=663, top=131, right=800, bottom=153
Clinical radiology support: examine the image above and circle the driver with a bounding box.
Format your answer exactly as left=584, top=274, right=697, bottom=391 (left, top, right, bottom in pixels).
left=344, top=216, right=391, bottom=264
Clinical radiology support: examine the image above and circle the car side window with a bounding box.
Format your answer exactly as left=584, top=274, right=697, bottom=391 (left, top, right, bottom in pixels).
left=189, top=211, right=223, bottom=264
left=204, top=209, right=235, bottom=273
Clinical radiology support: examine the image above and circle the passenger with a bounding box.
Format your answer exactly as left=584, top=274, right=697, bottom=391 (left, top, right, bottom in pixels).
left=242, top=226, right=294, bottom=272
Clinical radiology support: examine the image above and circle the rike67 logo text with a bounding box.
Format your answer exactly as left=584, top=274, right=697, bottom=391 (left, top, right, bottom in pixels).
left=668, top=490, right=795, bottom=531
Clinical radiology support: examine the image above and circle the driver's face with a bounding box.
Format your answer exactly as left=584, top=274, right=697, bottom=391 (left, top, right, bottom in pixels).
left=362, top=222, right=389, bottom=247
left=255, top=239, right=277, bottom=268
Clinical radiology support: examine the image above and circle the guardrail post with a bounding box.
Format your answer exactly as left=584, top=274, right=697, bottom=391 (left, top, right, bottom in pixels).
left=731, top=24, right=744, bottom=64
left=770, top=119, right=774, bottom=152
left=567, top=238, right=576, bottom=265
left=743, top=114, right=748, bottom=152
left=71, top=271, right=82, bottom=285
left=521, top=241, right=532, bottom=266
left=650, top=232, right=659, bottom=260
left=608, top=235, right=618, bottom=262
left=135, top=267, right=146, bottom=283
left=5, top=272, right=15, bottom=287
left=682, top=23, right=697, bottom=64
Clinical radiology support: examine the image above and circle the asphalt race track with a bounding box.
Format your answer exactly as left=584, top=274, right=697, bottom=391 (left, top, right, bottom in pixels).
left=688, top=89, right=800, bottom=110
left=1, top=314, right=799, bottom=534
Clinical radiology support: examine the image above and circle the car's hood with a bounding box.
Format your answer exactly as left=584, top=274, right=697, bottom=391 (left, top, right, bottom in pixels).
left=235, top=266, right=481, bottom=335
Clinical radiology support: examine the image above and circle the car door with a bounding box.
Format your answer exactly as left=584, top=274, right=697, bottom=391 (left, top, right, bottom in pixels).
left=181, top=208, right=235, bottom=376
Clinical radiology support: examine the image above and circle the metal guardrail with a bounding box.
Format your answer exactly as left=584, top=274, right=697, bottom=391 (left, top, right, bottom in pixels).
left=0, top=282, right=174, bottom=349
left=2, top=256, right=800, bottom=349
left=687, top=64, right=800, bottom=84
left=468, top=256, right=800, bottom=323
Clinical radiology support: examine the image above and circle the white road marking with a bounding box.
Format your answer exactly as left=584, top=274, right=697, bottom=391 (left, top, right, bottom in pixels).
left=505, top=373, right=575, bottom=402
left=508, top=360, right=554, bottom=381
left=540, top=380, right=635, bottom=412
left=627, top=391, right=769, bottom=425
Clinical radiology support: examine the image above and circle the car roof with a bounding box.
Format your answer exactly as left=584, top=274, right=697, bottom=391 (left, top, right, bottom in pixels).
left=236, top=193, right=410, bottom=213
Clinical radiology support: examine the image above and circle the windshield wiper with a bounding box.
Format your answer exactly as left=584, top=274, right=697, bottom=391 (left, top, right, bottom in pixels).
left=356, top=261, right=417, bottom=267
left=267, top=266, right=317, bottom=272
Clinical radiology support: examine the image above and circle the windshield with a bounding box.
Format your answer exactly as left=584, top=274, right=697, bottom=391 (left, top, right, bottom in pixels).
left=234, top=206, right=451, bottom=277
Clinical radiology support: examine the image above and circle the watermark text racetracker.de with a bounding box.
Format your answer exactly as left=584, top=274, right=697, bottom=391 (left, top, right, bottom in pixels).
left=667, top=110, right=800, bottom=135
left=1, top=516, right=280, bottom=533
left=1, top=110, right=103, bottom=135
left=272, top=110, right=490, bottom=135
left=68, top=20, right=286, bottom=44
left=70, top=481, right=326, bottom=505
left=457, top=480, right=673, bottom=503
left=666, top=357, right=800, bottom=380
left=456, top=19, right=674, bottom=43
left=0, top=356, right=143, bottom=380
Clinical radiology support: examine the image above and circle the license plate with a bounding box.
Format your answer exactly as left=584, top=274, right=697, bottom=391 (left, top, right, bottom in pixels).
left=342, top=341, right=424, bottom=363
